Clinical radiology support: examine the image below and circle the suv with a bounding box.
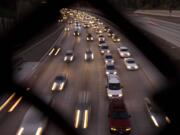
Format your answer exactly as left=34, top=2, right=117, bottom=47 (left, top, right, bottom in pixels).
left=109, top=99, right=131, bottom=134
left=106, top=74, right=123, bottom=98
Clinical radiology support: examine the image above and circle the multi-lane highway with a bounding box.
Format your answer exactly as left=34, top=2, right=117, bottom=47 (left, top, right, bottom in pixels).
left=0, top=8, right=172, bottom=135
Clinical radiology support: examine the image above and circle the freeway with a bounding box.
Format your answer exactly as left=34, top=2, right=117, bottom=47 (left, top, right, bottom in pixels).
left=129, top=14, right=180, bottom=48
left=0, top=8, right=169, bottom=135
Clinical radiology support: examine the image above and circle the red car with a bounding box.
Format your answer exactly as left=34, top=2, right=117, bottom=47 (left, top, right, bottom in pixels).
left=109, top=99, right=131, bottom=134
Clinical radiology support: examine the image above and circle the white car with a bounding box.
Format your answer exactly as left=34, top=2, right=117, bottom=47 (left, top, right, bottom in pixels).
left=106, top=74, right=123, bottom=98
left=98, top=35, right=105, bottom=42
left=117, top=46, right=131, bottom=58
left=104, top=53, right=114, bottom=65
left=124, top=58, right=139, bottom=70
left=100, top=44, right=110, bottom=54
left=64, top=50, right=74, bottom=62
left=105, top=63, right=117, bottom=75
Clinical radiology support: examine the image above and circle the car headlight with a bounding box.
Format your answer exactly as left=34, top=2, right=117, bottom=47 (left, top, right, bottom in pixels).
left=110, top=127, right=117, bottom=131
left=120, top=53, right=125, bottom=56
left=108, top=94, right=112, bottom=97
left=105, top=60, right=108, bottom=63
left=64, top=57, right=67, bottom=61
left=51, top=82, right=57, bottom=91
left=101, top=50, right=104, bottom=53
left=59, top=83, right=65, bottom=90
left=114, top=71, right=117, bottom=75
left=107, top=50, right=110, bottom=53
left=91, top=37, right=93, bottom=40
left=70, top=56, right=73, bottom=61
left=118, top=93, right=123, bottom=97
left=125, top=128, right=131, bottom=132
left=87, top=37, right=89, bottom=40
left=106, top=71, right=109, bottom=75
left=91, top=54, right=94, bottom=59
left=112, top=60, right=114, bottom=63
left=127, top=65, right=132, bottom=69
left=134, top=65, right=138, bottom=69
left=85, top=54, right=87, bottom=60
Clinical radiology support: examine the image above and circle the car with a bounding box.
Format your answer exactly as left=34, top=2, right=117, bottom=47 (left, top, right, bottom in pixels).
left=108, top=30, right=115, bottom=37
left=64, top=50, right=74, bottom=62
left=105, top=63, right=117, bottom=75
left=117, top=46, right=131, bottom=58
left=83, top=23, right=90, bottom=28
left=112, top=35, right=121, bottom=42
left=106, top=74, right=123, bottom=98
left=98, top=40, right=106, bottom=47
left=64, top=27, right=70, bottom=31
left=104, top=53, right=114, bottom=65
left=51, top=75, right=67, bottom=91
left=73, top=30, right=80, bottom=36
left=98, top=35, right=105, bottom=42
left=84, top=49, right=94, bottom=61
left=144, top=97, right=171, bottom=128
left=100, top=44, right=110, bottom=54
left=124, top=58, right=139, bottom=70
left=86, top=33, right=94, bottom=41
left=109, top=99, right=131, bottom=134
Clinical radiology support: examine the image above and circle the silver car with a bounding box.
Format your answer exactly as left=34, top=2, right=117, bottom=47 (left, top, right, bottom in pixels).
left=124, top=58, right=139, bottom=70
left=64, top=50, right=74, bottom=62
left=105, top=63, right=117, bottom=75
left=84, top=49, right=94, bottom=61
left=104, top=53, right=114, bottom=65
left=117, top=46, right=131, bottom=58
left=51, top=74, right=67, bottom=91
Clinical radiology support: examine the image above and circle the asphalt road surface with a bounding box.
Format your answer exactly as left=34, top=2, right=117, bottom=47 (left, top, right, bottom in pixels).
left=0, top=9, right=171, bottom=135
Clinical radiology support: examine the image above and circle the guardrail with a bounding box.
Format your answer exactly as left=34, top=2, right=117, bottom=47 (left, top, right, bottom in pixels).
left=134, top=10, right=180, bottom=17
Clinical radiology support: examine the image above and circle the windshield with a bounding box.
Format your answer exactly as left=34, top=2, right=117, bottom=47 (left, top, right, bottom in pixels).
left=105, top=55, right=113, bottom=59
left=127, top=60, right=135, bottom=63
left=107, top=65, right=115, bottom=70
left=120, top=48, right=128, bottom=51
left=67, top=52, right=73, bottom=56
left=111, top=112, right=129, bottom=119
left=102, top=46, right=108, bottom=49
left=109, top=83, right=121, bottom=90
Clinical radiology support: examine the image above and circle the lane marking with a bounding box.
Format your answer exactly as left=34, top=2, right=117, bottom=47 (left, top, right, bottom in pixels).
left=8, top=96, right=23, bottom=112
left=48, top=48, right=55, bottom=56
left=83, top=109, right=89, bottom=129
left=0, top=93, right=16, bottom=111
left=74, top=109, right=81, bottom=128
left=54, top=48, right=61, bottom=56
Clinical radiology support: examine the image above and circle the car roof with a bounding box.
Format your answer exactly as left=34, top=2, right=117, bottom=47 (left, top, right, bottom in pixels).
left=125, top=58, right=135, bottom=61
left=120, top=46, right=128, bottom=49
left=107, top=74, right=120, bottom=83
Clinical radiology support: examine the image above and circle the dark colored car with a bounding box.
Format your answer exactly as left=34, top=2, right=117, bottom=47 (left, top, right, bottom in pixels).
left=109, top=99, right=131, bottom=134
